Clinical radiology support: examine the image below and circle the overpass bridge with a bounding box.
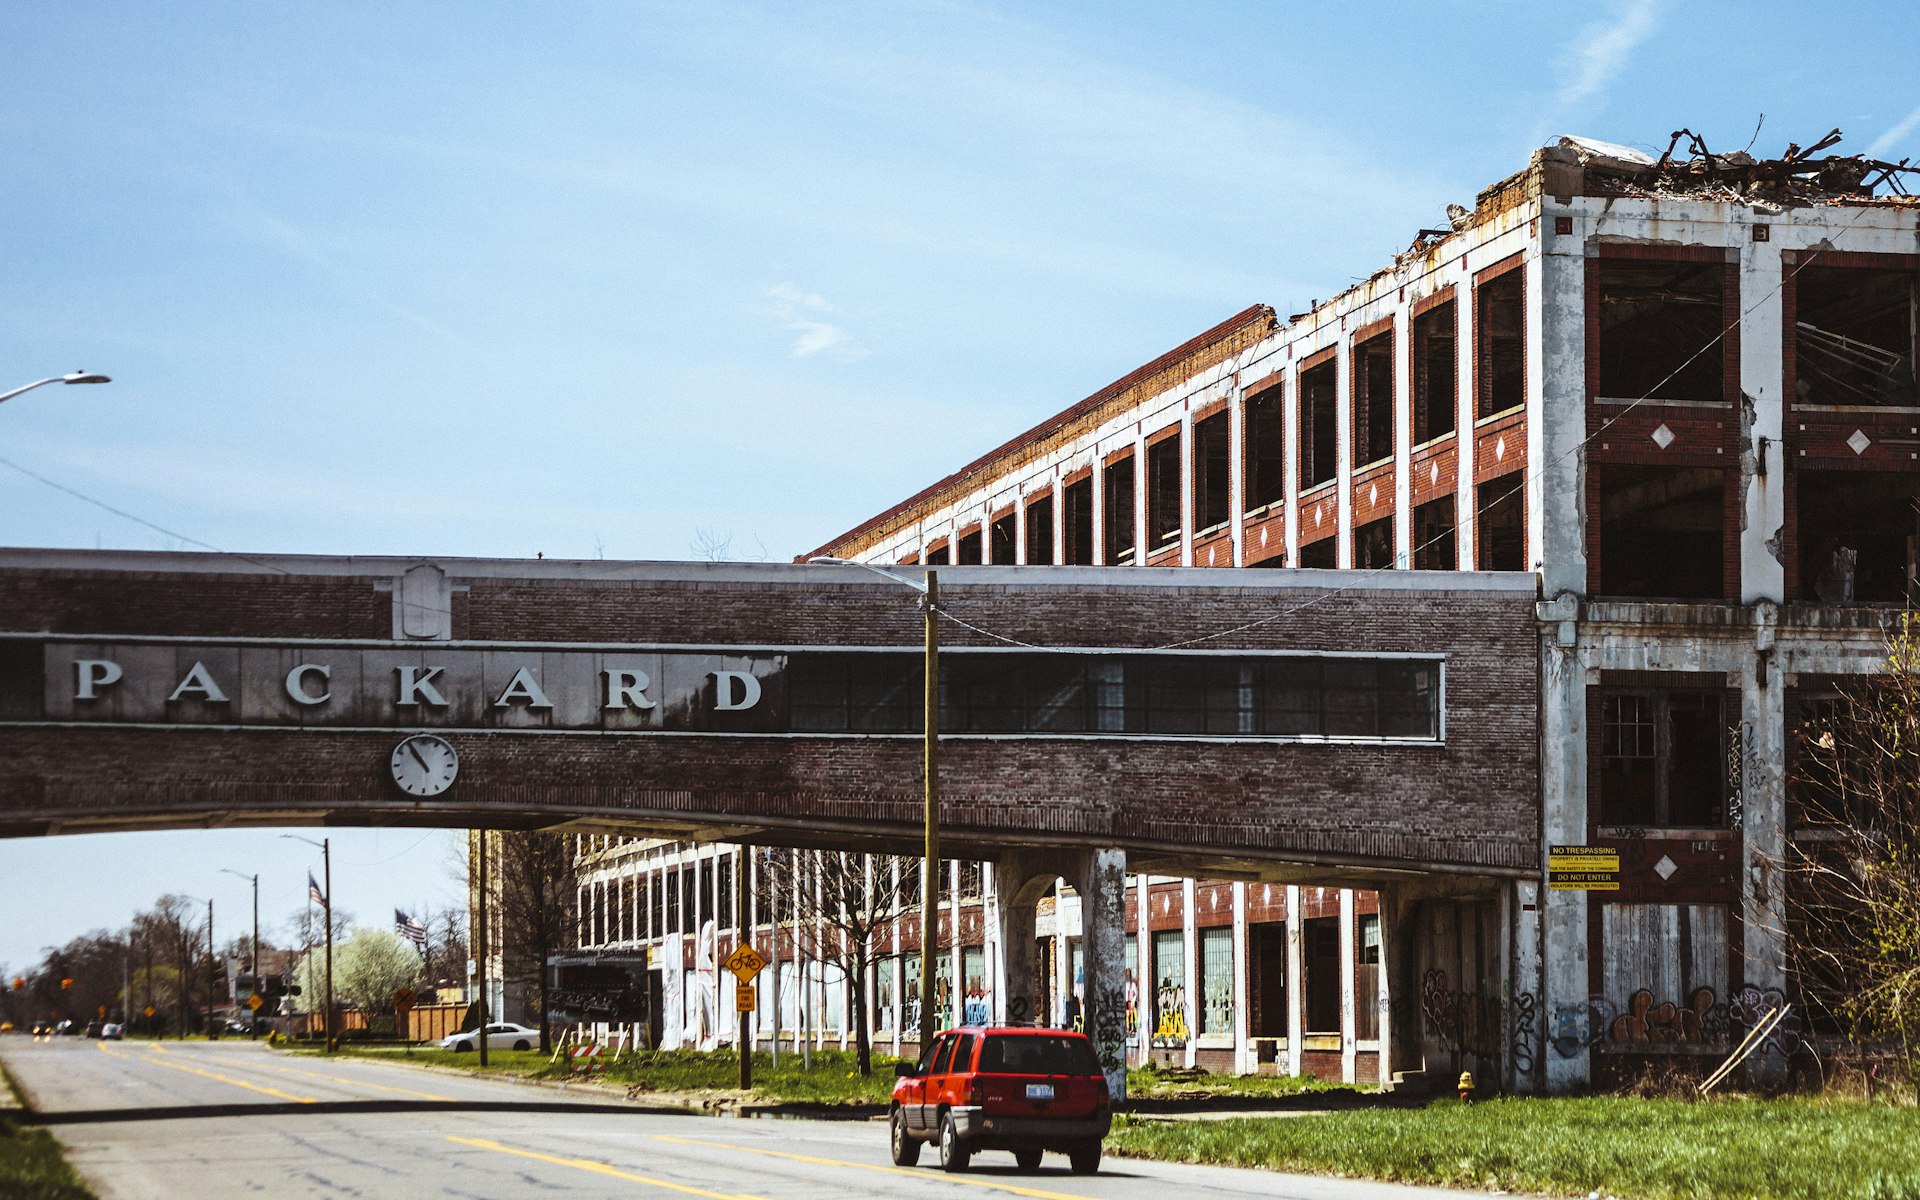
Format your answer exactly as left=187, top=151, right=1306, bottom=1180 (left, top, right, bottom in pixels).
left=0, top=548, right=1542, bottom=1090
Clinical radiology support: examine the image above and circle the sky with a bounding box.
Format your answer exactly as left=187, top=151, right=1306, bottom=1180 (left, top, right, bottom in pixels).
left=2, top=0, right=1917, bottom=973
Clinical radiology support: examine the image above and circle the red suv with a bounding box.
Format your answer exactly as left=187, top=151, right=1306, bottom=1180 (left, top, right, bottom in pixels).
left=890, top=1026, right=1111, bottom=1174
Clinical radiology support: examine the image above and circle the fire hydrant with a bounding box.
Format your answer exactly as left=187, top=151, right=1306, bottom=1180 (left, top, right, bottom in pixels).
left=1457, top=1070, right=1476, bottom=1102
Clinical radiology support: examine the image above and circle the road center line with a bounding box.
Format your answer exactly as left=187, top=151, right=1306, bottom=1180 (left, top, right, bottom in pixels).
left=447, top=1136, right=762, bottom=1199
left=254, top=1061, right=460, bottom=1102
left=104, top=1043, right=318, bottom=1103
left=651, top=1132, right=1099, bottom=1200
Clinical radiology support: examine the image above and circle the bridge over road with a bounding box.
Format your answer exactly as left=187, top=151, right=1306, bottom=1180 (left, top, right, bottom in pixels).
left=0, top=548, right=1542, bottom=1092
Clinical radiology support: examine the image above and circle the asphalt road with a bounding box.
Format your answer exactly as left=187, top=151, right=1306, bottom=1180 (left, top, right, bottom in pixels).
left=1, top=1037, right=1487, bottom=1200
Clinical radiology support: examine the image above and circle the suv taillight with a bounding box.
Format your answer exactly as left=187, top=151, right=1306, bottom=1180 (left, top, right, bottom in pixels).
left=966, top=1080, right=985, bottom=1105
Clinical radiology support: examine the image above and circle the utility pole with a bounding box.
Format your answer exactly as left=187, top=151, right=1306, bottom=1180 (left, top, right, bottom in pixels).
left=206, top=898, right=214, bottom=1039
left=920, top=569, right=940, bottom=1051
left=476, top=830, right=490, bottom=1068
left=737, top=846, right=750, bottom=1089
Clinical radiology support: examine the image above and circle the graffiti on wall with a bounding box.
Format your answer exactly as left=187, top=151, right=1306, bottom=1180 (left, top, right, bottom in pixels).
left=1090, top=985, right=1128, bottom=1076
left=1421, top=969, right=1499, bottom=1060
left=1153, top=979, right=1189, bottom=1047
left=1509, top=990, right=1538, bottom=1076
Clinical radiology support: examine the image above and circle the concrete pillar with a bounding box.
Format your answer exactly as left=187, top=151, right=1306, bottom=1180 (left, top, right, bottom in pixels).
left=1285, top=884, right=1304, bottom=1076
left=984, top=862, right=1002, bottom=1024
left=1375, top=891, right=1393, bottom=1087
left=1393, top=309, right=1414, bottom=567
left=1229, top=388, right=1247, bottom=566
left=1739, top=239, right=1786, bottom=604
left=1232, top=881, right=1251, bottom=1074
left=1074, top=848, right=1131, bottom=1104
left=949, top=860, right=963, bottom=1028
left=993, top=851, right=1054, bottom=1027
left=1136, top=875, right=1151, bottom=1066
left=1181, top=877, right=1199, bottom=1068
left=1743, top=628, right=1788, bottom=1082
left=1540, top=626, right=1590, bottom=1092
left=1334, top=339, right=1354, bottom=567
left=1339, top=889, right=1357, bottom=1083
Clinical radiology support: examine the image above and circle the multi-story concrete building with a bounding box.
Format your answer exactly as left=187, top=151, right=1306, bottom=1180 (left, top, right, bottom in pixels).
left=574, top=135, right=1918, bottom=1091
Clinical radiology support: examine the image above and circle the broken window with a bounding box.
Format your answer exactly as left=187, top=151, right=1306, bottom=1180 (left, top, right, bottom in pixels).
left=1796, top=470, right=1920, bottom=603
left=1413, top=300, right=1457, bottom=443
left=956, top=528, right=982, bottom=565
left=1413, top=496, right=1457, bottom=570
left=1243, top=382, right=1285, bottom=514
left=1352, top=329, right=1394, bottom=469
left=1595, top=260, right=1724, bottom=403
left=1024, top=495, right=1054, bottom=565
left=1476, top=478, right=1524, bottom=571
left=1354, top=515, right=1394, bottom=569
left=1794, top=265, right=1918, bottom=408
left=1596, top=465, right=1723, bottom=598
left=1301, top=358, right=1338, bottom=488
left=1146, top=434, right=1182, bottom=555
left=925, top=542, right=951, bottom=566
left=1596, top=688, right=1728, bottom=827
left=1192, top=411, right=1231, bottom=533
left=1476, top=269, right=1526, bottom=417
left=1104, top=455, right=1136, bottom=565
left=1297, top=536, right=1336, bottom=569
left=1062, top=476, right=1095, bottom=566
left=990, top=512, right=1017, bottom=565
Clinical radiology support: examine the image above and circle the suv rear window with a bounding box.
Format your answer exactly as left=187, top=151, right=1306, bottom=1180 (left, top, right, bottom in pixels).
left=977, top=1034, right=1101, bottom=1076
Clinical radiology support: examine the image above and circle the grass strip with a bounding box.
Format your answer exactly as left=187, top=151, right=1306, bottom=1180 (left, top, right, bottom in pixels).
left=1108, top=1095, right=1920, bottom=1200
left=0, top=1118, right=97, bottom=1200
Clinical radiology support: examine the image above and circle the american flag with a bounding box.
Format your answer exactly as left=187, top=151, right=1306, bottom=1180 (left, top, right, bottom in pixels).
left=308, top=872, right=326, bottom=906
left=394, top=909, right=428, bottom=951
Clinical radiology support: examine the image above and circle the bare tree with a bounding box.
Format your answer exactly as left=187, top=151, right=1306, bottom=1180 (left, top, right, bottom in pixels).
left=757, top=848, right=914, bottom=1076
left=1791, top=619, right=1920, bottom=1079
left=492, top=830, right=579, bottom=1052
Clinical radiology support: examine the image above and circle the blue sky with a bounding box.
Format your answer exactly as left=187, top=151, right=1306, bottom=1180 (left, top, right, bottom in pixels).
left=2, top=0, right=1917, bottom=973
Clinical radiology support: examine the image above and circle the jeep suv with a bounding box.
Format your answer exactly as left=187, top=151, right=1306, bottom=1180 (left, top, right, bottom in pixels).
left=889, top=1026, right=1110, bottom=1174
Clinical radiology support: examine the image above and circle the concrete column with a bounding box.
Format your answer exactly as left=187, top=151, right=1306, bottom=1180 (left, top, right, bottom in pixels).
left=1740, top=242, right=1786, bottom=603
left=1179, top=414, right=1195, bottom=567
left=1229, top=389, right=1247, bottom=566
left=1743, top=629, right=1788, bottom=1081
left=1285, top=884, right=1304, bottom=1076
left=1393, top=310, right=1414, bottom=567
left=1454, top=280, right=1477, bottom=567
left=1136, top=875, right=1151, bottom=1066
left=1340, top=888, right=1357, bottom=1084
left=1090, top=458, right=1106, bottom=567
left=1181, top=877, right=1199, bottom=1069
left=1540, top=626, right=1590, bottom=1092
left=984, top=862, right=1001, bottom=1024
left=1232, top=881, right=1250, bottom=1074
left=1133, top=432, right=1149, bottom=567
left=993, top=851, right=1053, bottom=1028
left=1073, top=848, right=1131, bottom=1104
left=891, top=856, right=903, bottom=1058
left=1335, top=338, right=1354, bottom=567
left=1538, top=210, right=1588, bottom=595
left=1283, top=364, right=1300, bottom=566
left=949, top=859, right=963, bottom=1028
left=1375, top=891, right=1393, bottom=1087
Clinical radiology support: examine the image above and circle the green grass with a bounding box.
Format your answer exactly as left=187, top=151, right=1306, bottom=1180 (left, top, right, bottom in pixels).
left=0, top=1119, right=97, bottom=1200
left=1125, top=1062, right=1360, bottom=1101
left=1108, top=1095, right=1920, bottom=1200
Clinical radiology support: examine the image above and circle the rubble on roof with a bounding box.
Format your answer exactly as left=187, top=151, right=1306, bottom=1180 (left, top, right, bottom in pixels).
left=1544, top=128, right=1917, bottom=205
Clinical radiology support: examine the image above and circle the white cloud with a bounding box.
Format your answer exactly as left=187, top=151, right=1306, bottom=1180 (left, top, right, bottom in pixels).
left=1555, top=0, right=1662, bottom=111
left=761, top=283, right=867, bottom=361
left=1867, top=102, right=1920, bottom=158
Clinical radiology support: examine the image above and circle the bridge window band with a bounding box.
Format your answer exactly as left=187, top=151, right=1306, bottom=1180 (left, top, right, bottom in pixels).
left=788, top=652, right=1439, bottom=741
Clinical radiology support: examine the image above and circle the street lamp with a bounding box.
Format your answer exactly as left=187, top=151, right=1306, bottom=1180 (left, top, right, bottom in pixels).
left=0, top=372, right=110, bottom=406
left=808, top=555, right=942, bottom=1050
left=220, top=868, right=259, bottom=1038
left=281, top=834, right=333, bottom=1054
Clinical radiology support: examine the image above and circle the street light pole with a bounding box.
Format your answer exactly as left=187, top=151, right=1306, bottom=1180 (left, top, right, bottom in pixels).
left=807, top=556, right=943, bottom=1052
left=206, top=898, right=215, bottom=1039
left=282, top=835, right=334, bottom=1054
left=0, top=371, right=110, bottom=407
left=221, top=869, right=259, bottom=1038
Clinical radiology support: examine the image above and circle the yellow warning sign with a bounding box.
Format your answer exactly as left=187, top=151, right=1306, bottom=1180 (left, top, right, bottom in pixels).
left=246, top=993, right=265, bottom=1011
left=735, top=983, right=757, bottom=1013
left=1548, top=845, right=1621, bottom=891
left=723, top=944, right=768, bottom=982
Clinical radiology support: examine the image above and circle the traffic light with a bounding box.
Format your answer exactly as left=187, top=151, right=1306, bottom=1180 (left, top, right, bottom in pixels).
left=9, top=977, right=21, bottom=991
left=60, top=978, right=73, bottom=990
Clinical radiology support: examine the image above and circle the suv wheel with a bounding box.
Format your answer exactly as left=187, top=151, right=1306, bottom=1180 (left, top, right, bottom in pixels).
left=1013, top=1149, right=1043, bottom=1172
left=889, top=1108, right=920, bottom=1166
left=937, top=1112, right=971, bottom=1173
left=1068, top=1141, right=1102, bottom=1175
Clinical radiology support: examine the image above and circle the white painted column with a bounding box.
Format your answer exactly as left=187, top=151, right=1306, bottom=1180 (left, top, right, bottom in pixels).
left=1334, top=335, right=1354, bottom=567
left=1455, top=277, right=1478, bottom=568
left=1283, top=364, right=1301, bottom=566
left=1181, top=877, right=1199, bottom=1069
left=1339, top=888, right=1357, bottom=1084
left=1132, top=432, right=1150, bottom=568
left=1377, top=892, right=1395, bottom=1087
left=1232, top=881, right=1250, bottom=1074
left=949, top=860, right=963, bottom=1028
left=984, top=862, right=1001, bottom=1024
left=1394, top=311, right=1415, bottom=567
left=1055, top=878, right=1075, bottom=1027
left=890, top=858, right=903, bottom=1058
left=1178, top=414, right=1195, bottom=567
left=1285, top=884, right=1304, bottom=1076
left=1740, top=239, right=1786, bottom=603
left=1229, top=390, right=1247, bottom=566
left=1136, top=875, right=1151, bottom=1066
left=1090, top=458, right=1106, bottom=566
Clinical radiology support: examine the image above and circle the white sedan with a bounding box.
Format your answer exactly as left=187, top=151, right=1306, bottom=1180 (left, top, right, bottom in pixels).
left=438, top=1022, right=539, bottom=1052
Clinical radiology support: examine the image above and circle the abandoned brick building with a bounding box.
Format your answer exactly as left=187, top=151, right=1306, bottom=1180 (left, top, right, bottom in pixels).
left=571, top=134, right=1918, bottom=1091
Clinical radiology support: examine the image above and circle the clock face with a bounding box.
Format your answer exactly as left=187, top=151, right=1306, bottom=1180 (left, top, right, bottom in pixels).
left=390, top=735, right=458, bottom=797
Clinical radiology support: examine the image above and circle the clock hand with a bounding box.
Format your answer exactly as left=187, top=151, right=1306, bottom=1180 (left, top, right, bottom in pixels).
left=408, top=743, right=431, bottom=771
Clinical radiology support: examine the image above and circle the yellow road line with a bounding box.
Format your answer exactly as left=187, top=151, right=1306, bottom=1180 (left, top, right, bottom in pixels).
left=447, top=1136, right=762, bottom=1199
left=652, top=1132, right=1098, bottom=1200
left=102, top=1041, right=317, bottom=1103
left=254, top=1062, right=459, bottom=1103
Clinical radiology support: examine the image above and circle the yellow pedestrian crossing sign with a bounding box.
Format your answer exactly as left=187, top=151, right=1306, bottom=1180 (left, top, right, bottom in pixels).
left=723, top=943, right=767, bottom=982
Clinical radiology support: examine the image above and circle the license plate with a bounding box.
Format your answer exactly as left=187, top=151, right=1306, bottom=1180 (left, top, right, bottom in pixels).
left=1025, top=1083, right=1053, bottom=1100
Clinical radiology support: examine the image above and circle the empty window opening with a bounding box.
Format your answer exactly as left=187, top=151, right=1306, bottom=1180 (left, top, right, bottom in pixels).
left=925, top=542, right=951, bottom=566
left=1476, top=478, right=1525, bottom=571
left=1354, top=515, right=1395, bottom=570
left=1477, top=270, right=1526, bottom=417
left=1104, top=456, right=1136, bottom=565
left=1301, top=359, right=1338, bottom=488
left=1304, top=917, right=1340, bottom=1033
left=1298, top=536, right=1336, bottom=569
left=989, top=513, right=1017, bottom=564
left=1413, top=301, right=1458, bottom=443
left=1413, top=496, right=1457, bottom=570
left=1147, top=435, right=1182, bottom=554
left=1193, top=411, right=1231, bottom=533
left=956, top=528, right=982, bottom=564
left=1244, top=383, right=1285, bottom=514
left=1596, top=688, right=1728, bottom=827
left=1795, top=265, right=1918, bottom=408
left=1024, top=495, right=1054, bottom=565
left=1595, top=261, right=1724, bottom=403
left=1796, top=470, right=1920, bottom=603
left=1248, top=551, right=1287, bottom=568
left=1352, top=329, right=1394, bottom=469
left=898, top=554, right=920, bottom=566
left=1063, top=476, right=1095, bottom=566
left=1596, top=465, right=1723, bottom=598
